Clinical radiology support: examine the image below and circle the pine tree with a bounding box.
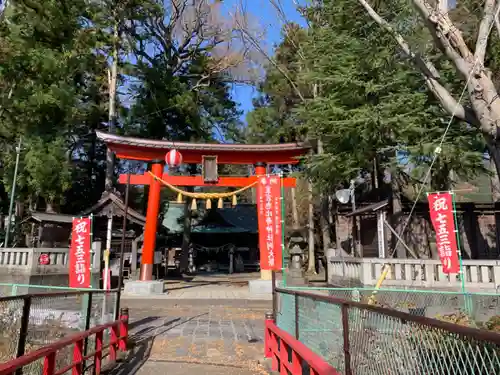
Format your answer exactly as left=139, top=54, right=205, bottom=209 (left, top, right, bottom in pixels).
left=0, top=0, right=103, bottom=212
left=296, top=0, right=485, bottom=192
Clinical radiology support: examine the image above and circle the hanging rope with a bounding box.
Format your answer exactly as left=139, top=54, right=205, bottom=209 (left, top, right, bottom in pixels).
left=147, top=171, right=257, bottom=208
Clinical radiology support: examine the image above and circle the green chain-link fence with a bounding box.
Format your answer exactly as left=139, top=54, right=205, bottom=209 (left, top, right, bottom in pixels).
left=277, top=282, right=499, bottom=323
left=0, top=289, right=118, bottom=373
left=275, top=288, right=500, bottom=375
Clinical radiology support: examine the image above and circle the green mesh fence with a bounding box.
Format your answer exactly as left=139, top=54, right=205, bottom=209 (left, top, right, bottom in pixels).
left=326, top=288, right=499, bottom=322
left=275, top=289, right=500, bottom=375
left=277, top=283, right=499, bottom=324
left=0, top=289, right=118, bottom=370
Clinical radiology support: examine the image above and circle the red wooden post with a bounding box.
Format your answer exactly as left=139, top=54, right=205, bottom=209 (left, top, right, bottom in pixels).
left=119, top=308, right=129, bottom=351
left=341, top=303, right=352, bottom=375
left=291, top=350, right=301, bottom=374
left=279, top=341, right=288, bottom=375
left=42, top=352, right=56, bottom=375
left=140, top=161, right=164, bottom=281
left=110, top=324, right=119, bottom=361
left=94, top=331, right=103, bottom=375
left=271, top=332, right=278, bottom=371
left=264, top=316, right=342, bottom=375
left=72, top=339, right=83, bottom=375
left=264, top=313, right=274, bottom=358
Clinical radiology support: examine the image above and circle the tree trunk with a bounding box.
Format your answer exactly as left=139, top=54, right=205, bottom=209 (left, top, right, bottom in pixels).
left=390, top=174, right=406, bottom=258
left=288, top=164, right=299, bottom=229
left=179, top=165, right=197, bottom=273
left=105, top=20, right=119, bottom=191
left=317, top=138, right=331, bottom=252
left=249, top=166, right=257, bottom=203
left=333, top=201, right=342, bottom=251
left=291, top=186, right=299, bottom=229
left=486, top=145, right=500, bottom=257
left=179, top=194, right=193, bottom=273
left=487, top=141, right=500, bottom=201
left=45, top=201, right=55, bottom=213
left=321, top=198, right=331, bottom=251
left=306, top=179, right=316, bottom=274
left=15, top=200, right=24, bottom=218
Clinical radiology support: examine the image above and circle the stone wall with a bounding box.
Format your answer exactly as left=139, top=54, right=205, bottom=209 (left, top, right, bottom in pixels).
left=327, top=257, right=500, bottom=292
left=0, top=242, right=102, bottom=296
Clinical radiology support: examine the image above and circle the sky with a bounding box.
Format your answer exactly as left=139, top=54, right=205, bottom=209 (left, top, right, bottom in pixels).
left=221, top=0, right=306, bottom=123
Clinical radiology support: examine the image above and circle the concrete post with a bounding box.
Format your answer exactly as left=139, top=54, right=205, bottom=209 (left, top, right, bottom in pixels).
left=92, top=241, right=102, bottom=274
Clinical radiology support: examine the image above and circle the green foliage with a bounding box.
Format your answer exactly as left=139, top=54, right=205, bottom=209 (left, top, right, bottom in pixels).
left=246, top=24, right=308, bottom=144
left=127, top=57, right=242, bottom=142
left=247, top=0, right=487, bottom=194
left=24, top=138, right=72, bottom=204
left=0, top=0, right=104, bottom=210
left=0, top=0, right=244, bottom=220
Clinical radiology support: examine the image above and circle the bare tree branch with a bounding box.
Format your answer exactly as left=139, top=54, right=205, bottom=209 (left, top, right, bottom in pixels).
left=122, top=0, right=256, bottom=91
left=411, top=0, right=471, bottom=77
left=233, top=18, right=306, bottom=102
left=357, top=0, right=478, bottom=125
left=231, top=0, right=309, bottom=102
left=495, top=12, right=500, bottom=37
left=268, top=0, right=307, bottom=61
left=475, top=0, right=496, bottom=64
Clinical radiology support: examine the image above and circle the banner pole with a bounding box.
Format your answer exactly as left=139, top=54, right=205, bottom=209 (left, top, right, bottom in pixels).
left=450, top=192, right=471, bottom=313
left=450, top=192, right=466, bottom=294
left=90, top=214, right=95, bottom=288
left=280, top=171, right=286, bottom=288
left=83, top=214, right=93, bottom=365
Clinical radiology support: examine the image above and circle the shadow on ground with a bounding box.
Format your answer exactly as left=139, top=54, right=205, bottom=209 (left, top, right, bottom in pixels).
left=105, top=314, right=206, bottom=375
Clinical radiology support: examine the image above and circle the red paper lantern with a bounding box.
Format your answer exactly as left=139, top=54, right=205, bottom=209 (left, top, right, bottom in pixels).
left=165, top=149, right=183, bottom=168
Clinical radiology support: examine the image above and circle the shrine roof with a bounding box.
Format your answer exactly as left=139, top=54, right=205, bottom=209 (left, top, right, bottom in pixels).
left=80, top=191, right=146, bottom=226
left=96, top=131, right=309, bottom=164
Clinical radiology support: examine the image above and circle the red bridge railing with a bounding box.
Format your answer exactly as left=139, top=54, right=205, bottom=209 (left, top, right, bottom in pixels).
left=265, top=313, right=340, bottom=375
left=0, top=308, right=129, bottom=375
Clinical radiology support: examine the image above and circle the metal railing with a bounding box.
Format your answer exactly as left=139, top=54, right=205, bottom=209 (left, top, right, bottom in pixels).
left=275, top=287, right=500, bottom=375
left=0, top=283, right=106, bottom=297
left=0, top=290, right=119, bottom=365
left=265, top=312, right=340, bottom=375
left=278, top=280, right=499, bottom=324
left=0, top=308, right=128, bottom=375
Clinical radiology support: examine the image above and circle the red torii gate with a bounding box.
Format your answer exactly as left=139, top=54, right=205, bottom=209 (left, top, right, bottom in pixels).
left=96, top=131, right=310, bottom=282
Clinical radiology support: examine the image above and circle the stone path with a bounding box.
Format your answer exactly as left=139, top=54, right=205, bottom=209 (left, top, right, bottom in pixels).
left=132, top=361, right=261, bottom=375
left=109, top=298, right=271, bottom=375
left=123, top=274, right=272, bottom=300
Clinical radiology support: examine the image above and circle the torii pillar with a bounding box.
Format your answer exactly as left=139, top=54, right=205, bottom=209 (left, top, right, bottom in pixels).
left=140, top=160, right=164, bottom=281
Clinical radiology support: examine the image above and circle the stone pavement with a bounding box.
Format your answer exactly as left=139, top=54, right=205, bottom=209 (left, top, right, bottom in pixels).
left=132, top=361, right=261, bottom=375
left=109, top=297, right=271, bottom=375
left=123, top=274, right=272, bottom=300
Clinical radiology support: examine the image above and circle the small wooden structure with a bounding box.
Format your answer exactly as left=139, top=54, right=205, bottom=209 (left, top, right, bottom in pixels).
left=22, top=212, right=74, bottom=247
left=81, top=191, right=146, bottom=276
left=22, top=192, right=146, bottom=281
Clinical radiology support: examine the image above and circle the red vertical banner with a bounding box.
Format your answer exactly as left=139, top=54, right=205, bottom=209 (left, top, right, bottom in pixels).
left=428, top=193, right=460, bottom=274
left=69, top=217, right=92, bottom=288
left=257, top=175, right=283, bottom=270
